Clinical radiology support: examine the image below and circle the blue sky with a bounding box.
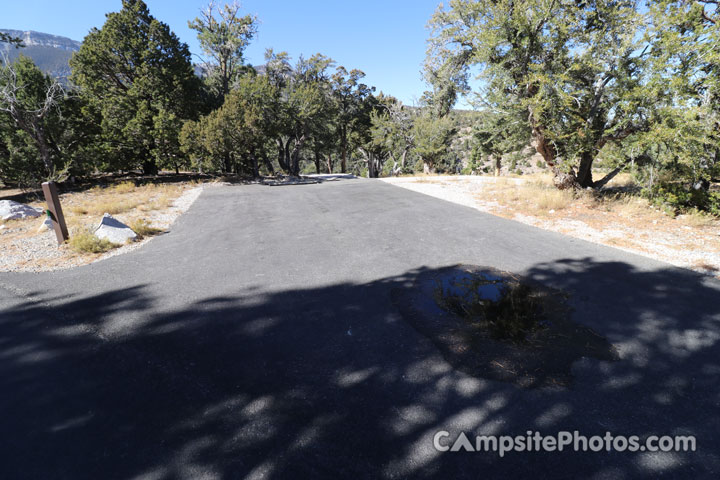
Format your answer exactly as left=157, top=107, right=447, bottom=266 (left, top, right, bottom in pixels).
left=3, top=0, right=446, bottom=106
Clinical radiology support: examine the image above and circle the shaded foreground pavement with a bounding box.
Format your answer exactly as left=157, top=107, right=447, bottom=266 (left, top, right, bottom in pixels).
left=1, top=178, right=720, bottom=479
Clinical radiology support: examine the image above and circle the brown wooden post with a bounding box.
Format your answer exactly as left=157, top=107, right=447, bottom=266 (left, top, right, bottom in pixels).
left=41, top=181, right=69, bottom=245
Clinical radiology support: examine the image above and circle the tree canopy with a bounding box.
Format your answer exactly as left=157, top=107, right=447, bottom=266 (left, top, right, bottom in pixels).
left=189, top=0, right=258, bottom=102
left=428, top=0, right=652, bottom=188
left=70, top=0, right=201, bottom=175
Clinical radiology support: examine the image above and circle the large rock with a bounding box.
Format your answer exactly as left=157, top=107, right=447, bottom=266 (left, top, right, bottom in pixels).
left=0, top=200, right=43, bottom=221
left=94, top=214, right=137, bottom=244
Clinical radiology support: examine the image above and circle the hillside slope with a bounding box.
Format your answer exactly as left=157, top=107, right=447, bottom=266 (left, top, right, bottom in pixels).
left=0, top=29, right=81, bottom=80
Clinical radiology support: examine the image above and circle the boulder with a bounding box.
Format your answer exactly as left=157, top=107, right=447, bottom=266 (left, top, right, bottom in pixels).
left=94, top=213, right=137, bottom=244
left=0, top=200, right=43, bottom=221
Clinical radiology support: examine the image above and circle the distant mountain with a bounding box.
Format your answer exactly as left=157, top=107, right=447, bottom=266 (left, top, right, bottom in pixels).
left=0, top=29, right=81, bottom=81
left=0, top=29, right=260, bottom=84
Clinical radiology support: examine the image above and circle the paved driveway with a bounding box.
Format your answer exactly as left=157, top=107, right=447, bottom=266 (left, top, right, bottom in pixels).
left=1, top=178, right=719, bottom=479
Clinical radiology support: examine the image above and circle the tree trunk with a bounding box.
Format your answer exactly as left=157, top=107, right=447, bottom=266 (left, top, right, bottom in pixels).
left=593, top=154, right=638, bottom=189
left=314, top=149, right=321, bottom=174
left=222, top=153, right=232, bottom=174
left=576, top=151, right=595, bottom=188
left=340, top=128, right=347, bottom=173
left=249, top=149, right=260, bottom=178
left=142, top=159, right=158, bottom=176
left=529, top=106, right=580, bottom=189
left=16, top=116, right=54, bottom=175
left=276, top=138, right=291, bottom=174
left=325, top=154, right=334, bottom=174
left=552, top=171, right=579, bottom=190
left=359, top=148, right=381, bottom=178
left=494, top=154, right=501, bottom=177
left=528, top=107, right=557, bottom=168
left=423, top=161, right=436, bottom=175
left=290, top=134, right=306, bottom=176
left=262, top=154, right=275, bottom=175
left=369, top=155, right=378, bottom=178
left=34, top=126, right=55, bottom=175
left=9, top=103, right=58, bottom=177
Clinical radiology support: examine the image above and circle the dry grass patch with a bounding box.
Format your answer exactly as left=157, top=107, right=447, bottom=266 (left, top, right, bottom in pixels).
left=111, top=181, right=137, bottom=194
left=605, top=172, right=635, bottom=188
left=87, top=199, right=140, bottom=215
left=596, top=193, right=651, bottom=218
left=481, top=178, right=575, bottom=214
left=605, top=236, right=641, bottom=250
left=70, top=205, right=89, bottom=215
left=68, top=230, right=119, bottom=254
left=534, top=188, right=575, bottom=212
left=64, top=182, right=186, bottom=218
left=128, top=218, right=162, bottom=238
left=677, top=210, right=717, bottom=228
left=0, top=179, right=202, bottom=271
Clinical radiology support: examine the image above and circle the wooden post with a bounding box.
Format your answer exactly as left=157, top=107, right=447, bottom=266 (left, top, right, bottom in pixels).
left=41, top=181, right=69, bottom=245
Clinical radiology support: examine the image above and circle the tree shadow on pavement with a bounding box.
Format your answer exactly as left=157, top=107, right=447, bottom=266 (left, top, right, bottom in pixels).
left=1, top=258, right=719, bottom=479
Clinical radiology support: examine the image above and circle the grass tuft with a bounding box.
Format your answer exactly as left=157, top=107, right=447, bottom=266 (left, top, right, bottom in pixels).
left=535, top=188, right=575, bottom=211
left=112, top=181, right=136, bottom=193
left=129, top=218, right=162, bottom=238
left=68, top=231, right=119, bottom=254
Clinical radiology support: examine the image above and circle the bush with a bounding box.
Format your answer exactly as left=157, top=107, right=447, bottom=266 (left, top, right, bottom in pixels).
left=646, top=183, right=720, bottom=216
left=68, top=231, right=119, bottom=253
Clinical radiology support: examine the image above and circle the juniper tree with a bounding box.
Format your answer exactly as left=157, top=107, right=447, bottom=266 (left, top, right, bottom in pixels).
left=428, top=0, right=653, bottom=188
left=70, top=0, right=201, bottom=175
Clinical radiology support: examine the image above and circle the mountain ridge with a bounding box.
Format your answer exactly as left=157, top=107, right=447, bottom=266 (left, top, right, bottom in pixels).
left=0, top=29, right=81, bottom=80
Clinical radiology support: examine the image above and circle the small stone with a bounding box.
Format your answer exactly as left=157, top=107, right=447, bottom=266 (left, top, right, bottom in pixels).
left=549, top=209, right=555, bottom=214
left=0, top=200, right=43, bottom=221
left=37, top=217, right=53, bottom=232
left=94, top=213, right=137, bottom=244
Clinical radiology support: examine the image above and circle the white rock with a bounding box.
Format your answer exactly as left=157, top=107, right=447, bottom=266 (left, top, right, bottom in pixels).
left=0, top=200, right=43, bottom=221
left=37, top=217, right=53, bottom=232
left=94, top=213, right=137, bottom=244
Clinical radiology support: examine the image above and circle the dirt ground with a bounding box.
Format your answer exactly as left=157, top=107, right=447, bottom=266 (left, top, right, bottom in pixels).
left=0, top=178, right=206, bottom=272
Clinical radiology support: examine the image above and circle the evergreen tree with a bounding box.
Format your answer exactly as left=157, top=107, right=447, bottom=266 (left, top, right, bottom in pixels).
left=70, top=0, right=202, bottom=175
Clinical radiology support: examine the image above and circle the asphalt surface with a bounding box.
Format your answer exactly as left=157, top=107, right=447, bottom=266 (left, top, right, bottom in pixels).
left=1, top=177, right=719, bottom=479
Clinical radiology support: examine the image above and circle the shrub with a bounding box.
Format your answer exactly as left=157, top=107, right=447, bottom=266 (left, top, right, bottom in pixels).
left=646, top=183, right=720, bottom=216
left=68, top=231, right=119, bottom=253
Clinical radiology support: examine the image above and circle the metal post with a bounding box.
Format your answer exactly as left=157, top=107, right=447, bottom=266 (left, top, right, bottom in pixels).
left=41, top=181, right=69, bottom=245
